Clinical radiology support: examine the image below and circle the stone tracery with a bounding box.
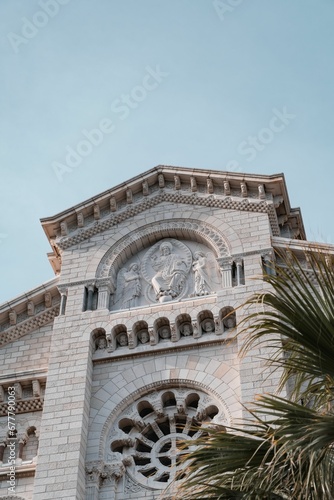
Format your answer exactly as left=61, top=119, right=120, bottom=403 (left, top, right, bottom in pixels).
left=105, top=387, right=223, bottom=491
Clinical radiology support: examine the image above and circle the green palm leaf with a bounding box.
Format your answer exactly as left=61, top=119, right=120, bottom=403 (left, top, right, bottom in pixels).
left=173, top=250, right=334, bottom=500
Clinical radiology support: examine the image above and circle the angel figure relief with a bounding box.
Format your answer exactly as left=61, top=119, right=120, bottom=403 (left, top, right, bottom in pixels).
left=115, top=263, right=142, bottom=309
left=192, top=251, right=221, bottom=296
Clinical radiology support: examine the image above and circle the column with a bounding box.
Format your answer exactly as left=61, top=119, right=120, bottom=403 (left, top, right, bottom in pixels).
left=87, top=284, right=95, bottom=311
left=218, top=258, right=233, bottom=288
left=59, top=287, right=68, bottom=315
left=85, top=462, right=102, bottom=500
left=97, top=281, right=112, bottom=310
left=235, top=258, right=244, bottom=286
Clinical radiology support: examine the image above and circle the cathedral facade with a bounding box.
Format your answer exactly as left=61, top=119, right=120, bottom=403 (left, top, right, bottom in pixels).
left=0, top=165, right=329, bottom=500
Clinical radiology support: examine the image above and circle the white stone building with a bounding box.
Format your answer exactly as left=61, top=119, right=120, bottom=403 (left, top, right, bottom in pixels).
left=0, top=165, right=330, bottom=500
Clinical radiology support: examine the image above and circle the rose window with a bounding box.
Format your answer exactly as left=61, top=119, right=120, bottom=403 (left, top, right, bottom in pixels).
left=107, top=387, right=225, bottom=490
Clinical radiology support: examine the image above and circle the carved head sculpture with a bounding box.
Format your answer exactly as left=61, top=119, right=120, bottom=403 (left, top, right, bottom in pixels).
left=160, top=242, right=172, bottom=256
left=97, top=337, right=107, bottom=349
left=203, top=319, right=215, bottom=333
left=138, top=330, right=149, bottom=344
left=182, top=323, right=192, bottom=336
left=194, top=251, right=205, bottom=260
left=224, top=317, right=236, bottom=329
left=159, top=326, right=171, bottom=339
left=117, top=333, right=128, bottom=347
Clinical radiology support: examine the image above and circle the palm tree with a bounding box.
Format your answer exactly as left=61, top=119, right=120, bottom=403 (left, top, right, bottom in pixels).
left=175, top=250, right=334, bottom=499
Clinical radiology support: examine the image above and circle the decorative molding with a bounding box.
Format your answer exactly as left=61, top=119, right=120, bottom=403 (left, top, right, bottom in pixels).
left=55, top=191, right=275, bottom=251
left=0, top=305, right=60, bottom=347
left=93, top=337, right=233, bottom=364
left=0, top=398, right=43, bottom=417
left=96, top=219, right=230, bottom=279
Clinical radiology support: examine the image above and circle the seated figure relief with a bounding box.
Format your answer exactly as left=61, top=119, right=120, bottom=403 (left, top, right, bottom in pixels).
left=142, top=239, right=192, bottom=303
left=150, top=242, right=188, bottom=302
left=112, top=239, right=222, bottom=310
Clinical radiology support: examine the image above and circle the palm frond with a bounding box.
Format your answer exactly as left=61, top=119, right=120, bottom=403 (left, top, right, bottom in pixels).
left=173, top=249, right=334, bottom=499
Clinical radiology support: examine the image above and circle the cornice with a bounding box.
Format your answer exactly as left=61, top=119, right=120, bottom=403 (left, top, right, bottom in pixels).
left=0, top=304, right=60, bottom=347
left=40, top=166, right=306, bottom=274
left=93, top=336, right=234, bottom=365
left=0, top=464, right=35, bottom=481
left=53, top=192, right=276, bottom=251
left=272, top=236, right=334, bottom=254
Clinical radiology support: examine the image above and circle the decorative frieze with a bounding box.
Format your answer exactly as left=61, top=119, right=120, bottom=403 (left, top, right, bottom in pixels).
left=0, top=305, right=60, bottom=347
left=126, top=189, right=133, bottom=204
left=190, top=176, right=197, bottom=192
left=207, top=177, right=214, bottom=193
left=158, top=173, right=165, bottom=188
left=8, top=310, right=17, bottom=326
left=27, top=301, right=35, bottom=316
left=93, top=205, right=100, bottom=220
left=240, top=182, right=248, bottom=197
left=110, top=197, right=117, bottom=212
left=97, top=219, right=230, bottom=281
left=258, top=184, right=266, bottom=199
left=142, top=179, right=149, bottom=196
left=174, top=174, right=181, bottom=190
left=60, top=221, right=68, bottom=236
left=55, top=190, right=275, bottom=250
left=223, top=180, right=230, bottom=196
left=77, top=212, right=85, bottom=227
left=44, top=291, right=52, bottom=308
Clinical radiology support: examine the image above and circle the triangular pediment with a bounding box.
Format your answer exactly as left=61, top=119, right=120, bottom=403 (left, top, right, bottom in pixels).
left=40, top=165, right=306, bottom=274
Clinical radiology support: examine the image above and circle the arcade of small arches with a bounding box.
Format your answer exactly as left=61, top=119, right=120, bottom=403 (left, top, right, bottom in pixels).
left=0, top=426, right=38, bottom=467
left=93, top=306, right=236, bottom=353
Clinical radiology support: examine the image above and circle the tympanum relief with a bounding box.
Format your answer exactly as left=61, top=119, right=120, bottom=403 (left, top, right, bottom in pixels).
left=111, top=239, right=221, bottom=311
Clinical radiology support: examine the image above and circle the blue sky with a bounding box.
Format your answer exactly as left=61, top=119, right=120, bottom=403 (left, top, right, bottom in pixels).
left=1, top=0, right=333, bottom=303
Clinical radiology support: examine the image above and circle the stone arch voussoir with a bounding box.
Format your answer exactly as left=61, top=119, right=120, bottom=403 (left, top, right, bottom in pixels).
left=95, top=219, right=233, bottom=280
left=88, top=355, right=240, bottom=458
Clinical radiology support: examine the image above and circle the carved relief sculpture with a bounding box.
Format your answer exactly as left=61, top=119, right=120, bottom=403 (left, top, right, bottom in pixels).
left=202, top=318, right=215, bottom=334
left=115, top=263, right=141, bottom=309
left=192, top=251, right=221, bottom=296
left=117, top=333, right=128, bottom=347
left=181, top=322, right=193, bottom=336
left=138, top=329, right=149, bottom=344
left=143, top=240, right=192, bottom=303
left=158, top=325, right=171, bottom=340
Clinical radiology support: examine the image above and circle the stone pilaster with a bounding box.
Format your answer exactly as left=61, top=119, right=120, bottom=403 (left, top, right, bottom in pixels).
left=32, top=315, right=93, bottom=500
left=85, top=461, right=103, bottom=500
left=218, top=258, right=233, bottom=288
left=97, top=280, right=112, bottom=310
